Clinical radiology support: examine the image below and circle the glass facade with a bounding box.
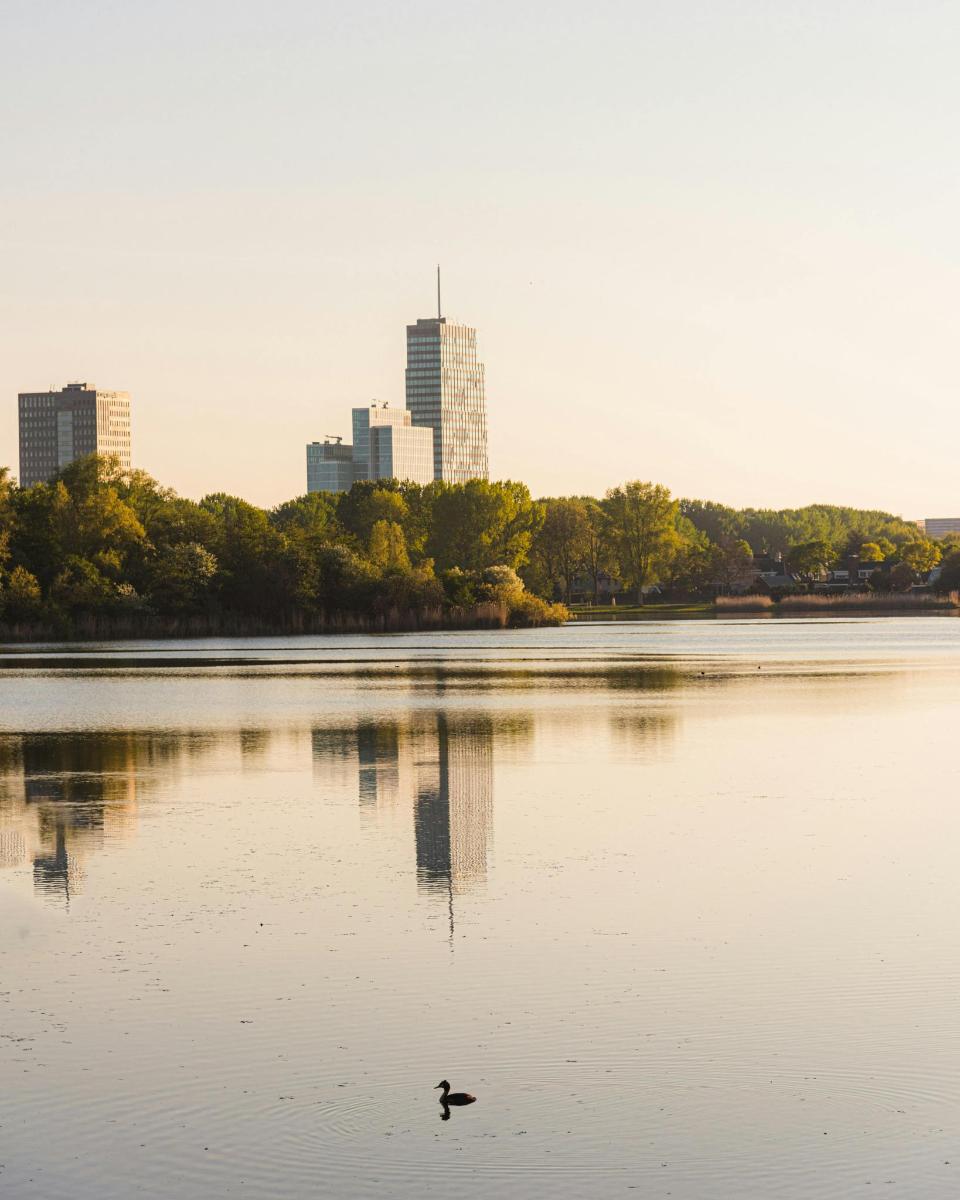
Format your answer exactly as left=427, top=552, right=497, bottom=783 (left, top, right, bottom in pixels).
left=405, top=317, right=489, bottom=482
left=306, top=440, right=356, bottom=494
left=368, top=423, right=434, bottom=485
left=351, top=403, right=418, bottom=481
left=18, top=384, right=131, bottom=487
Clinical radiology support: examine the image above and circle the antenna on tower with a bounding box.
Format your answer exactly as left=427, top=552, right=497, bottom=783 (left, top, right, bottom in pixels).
left=437, top=264, right=442, bottom=320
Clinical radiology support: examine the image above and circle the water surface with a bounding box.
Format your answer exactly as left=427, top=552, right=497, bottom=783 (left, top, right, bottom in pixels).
left=2, top=619, right=960, bottom=1198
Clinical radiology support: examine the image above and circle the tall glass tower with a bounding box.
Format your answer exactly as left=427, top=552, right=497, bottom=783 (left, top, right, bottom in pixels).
left=405, top=315, right=489, bottom=483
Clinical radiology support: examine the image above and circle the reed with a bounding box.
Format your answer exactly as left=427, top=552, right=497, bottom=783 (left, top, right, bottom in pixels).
left=779, top=591, right=958, bottom=612
left=714, top=595, right=775, bottom=611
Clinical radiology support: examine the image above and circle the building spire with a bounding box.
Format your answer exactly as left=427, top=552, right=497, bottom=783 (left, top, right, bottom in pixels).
left=437, top=264, right=442, bottom=320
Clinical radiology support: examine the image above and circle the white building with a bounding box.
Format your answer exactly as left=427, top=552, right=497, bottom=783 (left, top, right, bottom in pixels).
left=351, top=402, right=433, bottom=486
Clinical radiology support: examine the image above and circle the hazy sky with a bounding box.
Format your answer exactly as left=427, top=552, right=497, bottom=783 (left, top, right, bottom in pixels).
left=2, top=1, right=958, bottom=515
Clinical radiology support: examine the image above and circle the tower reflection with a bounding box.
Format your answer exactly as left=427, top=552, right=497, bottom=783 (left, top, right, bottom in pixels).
left=412, top=713, right=494, bottom=899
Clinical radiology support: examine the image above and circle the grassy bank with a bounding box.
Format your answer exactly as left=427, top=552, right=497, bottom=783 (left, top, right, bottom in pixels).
left=568, top=602, right=714, bottom=620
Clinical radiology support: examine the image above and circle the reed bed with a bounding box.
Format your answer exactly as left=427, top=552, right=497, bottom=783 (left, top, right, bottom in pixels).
left=779, top=591, right=959, bottom=612
left=714, top=595, right=775, bottom=611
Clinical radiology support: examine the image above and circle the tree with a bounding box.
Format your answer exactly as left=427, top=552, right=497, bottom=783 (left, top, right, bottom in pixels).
left=935, top=548, right=960, bottom=594
left=601, top=481, right=679, bottom=603
left=899, top=540, right=941, bottom=576
left=48, top=556, right=116, bottom=614
left=199, top=494, right=289, bottom=616
left=858, top=542, right=885, bottom=563
left=532, top=498, right=590, bottom=602
left=271, top=492, right=338, bottom=540
left=581, top=500, right=616, bottom=603
left=711, top=537, right=756, bottom=595
left=149, top=543, right=218, bottom=614
left=785, top=540, right=835, bottom=584
left=368, top=520, right=410, bottom=571
left=427, top=481, right=543, bottom=572
left=2, top=565, right=42, bottom=623
left=336, top=482, right=408, bottom=545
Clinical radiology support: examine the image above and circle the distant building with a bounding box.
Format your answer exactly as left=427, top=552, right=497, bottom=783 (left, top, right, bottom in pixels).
left=18, top=382, right=131, bottom=487
left=921, top=517, right=960, bottom=539
left=352, top=402, right=433, bottom=485
left=306, top=438, right=355, bottom=493
left=405, top=316, right=488, bottom=482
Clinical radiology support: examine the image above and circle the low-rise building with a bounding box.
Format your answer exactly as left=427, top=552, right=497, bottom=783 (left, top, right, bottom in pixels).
left=921, top=517, right=960, bottom=539
left=352, top=402, right=434, bottom=486
left=306, top=438, right=356, bottom=493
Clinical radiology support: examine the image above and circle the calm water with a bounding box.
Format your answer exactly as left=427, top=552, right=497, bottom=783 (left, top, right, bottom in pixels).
left=2, top=618, right=960, bottom=1198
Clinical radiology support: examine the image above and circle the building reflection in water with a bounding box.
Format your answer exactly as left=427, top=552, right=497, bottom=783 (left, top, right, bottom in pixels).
left=0, top=733, right=140, bottom=902
left=0, top=729, right=243, bottom=904
left=311, top=711, right=516, bottom=929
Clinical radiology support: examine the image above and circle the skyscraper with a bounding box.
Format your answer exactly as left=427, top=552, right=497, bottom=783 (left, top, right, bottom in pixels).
left=405, top=311, right=489, bottom=483
left=18, top=382, right=131, bottom=487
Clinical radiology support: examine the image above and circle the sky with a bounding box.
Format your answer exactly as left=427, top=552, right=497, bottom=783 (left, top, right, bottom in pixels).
left=1, top=0, right=958, bottom=516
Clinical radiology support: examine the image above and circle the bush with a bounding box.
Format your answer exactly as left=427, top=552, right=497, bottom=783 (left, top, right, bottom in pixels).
left=506, top=592, right=569, bottom=627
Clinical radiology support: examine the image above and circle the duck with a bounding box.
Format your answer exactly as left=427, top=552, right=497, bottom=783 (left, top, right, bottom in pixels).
left=435, top=1079, right=476, bottom=1105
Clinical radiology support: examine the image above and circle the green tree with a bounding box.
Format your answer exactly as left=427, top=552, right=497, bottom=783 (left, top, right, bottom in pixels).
left=199, top=494, right=289, bottom=616
left=427, top=481, right=543, bottom=572
left=858, top=542, right=885, bottom=563
left=899, top=540, right=941, bottom=575
left=368, top=520, right=411, bottom=571
left=711, top=537, right=756, bottom=595
left=336, top=482, right=408, bottom=544
left=531, top=498, right=591, bottom=602
left=48, top=556, right=116, bottom=614
left=581, top=500, right=616, bottom=603
left=2, top=565, right=43, bottom=623
left=149, top=543, right=218, bottom=614
left=786, top=540, right=835, bottom=583
left=601, top=481, right=679, bottom=603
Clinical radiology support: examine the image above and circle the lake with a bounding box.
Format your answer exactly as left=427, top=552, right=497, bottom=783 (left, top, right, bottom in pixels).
left=2, top=617, right=960, bottom=1198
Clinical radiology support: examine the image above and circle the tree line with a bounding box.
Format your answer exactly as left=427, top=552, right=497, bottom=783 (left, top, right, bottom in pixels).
left=526, top=487, right=957, bottom=602
left=0, top=458, right=955, bottom=635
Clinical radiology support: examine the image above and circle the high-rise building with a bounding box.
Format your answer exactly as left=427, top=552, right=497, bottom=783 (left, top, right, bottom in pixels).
left=18, top=382, right=131, bottom=487
left=306, top=438, right=356, bottom=493
left=405, top=316, right=488, bottom=482
left=352, top=402, right=433, bottom=486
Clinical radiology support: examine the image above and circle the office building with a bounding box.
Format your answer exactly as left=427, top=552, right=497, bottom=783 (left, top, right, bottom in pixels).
left=405, top=316, right=488, bottom=482
left=18, top=383, right=131, bottom=487
left=352, top=402, right=433, bottom=485
left=351, top=403, right=410, bottom=479
left=921, top=517, right=960, bottom=539
left=306, top=438, right=355, bottom=493
left=369, top=422, right=434, bottom=485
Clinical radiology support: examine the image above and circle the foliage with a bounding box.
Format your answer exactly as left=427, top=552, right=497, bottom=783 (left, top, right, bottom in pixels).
left=426, top=480, right=543, bottom=572
left=0, top=454, right=946, bottom=634
left=785, top=540, right=835, bottom=582
left=898, top=540, right=941, bottom=575
left=602, top=481, right=679, bottom=603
